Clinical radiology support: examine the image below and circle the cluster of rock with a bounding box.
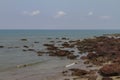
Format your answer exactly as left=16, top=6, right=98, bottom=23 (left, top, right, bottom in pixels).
left=43, top=43, right=78, bottom=59
left=42, top=34, right=120, bottom=80
left=1, top=34, right=120, bottom=80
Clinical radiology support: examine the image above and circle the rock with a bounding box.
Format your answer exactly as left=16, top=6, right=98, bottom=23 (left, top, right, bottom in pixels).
left=34, top=41, right=39, bottom=43
left=47, top=46, right=58, bottom=50
left=22, top=49, right=27, bottom=51
left=99, top=63, right=120, bottom=76
left=49, top=41, right=54, bottom=43
left=48, top=50, right=71, bottom=57
left=62, top=70, right=68, bottom=76
left=23, top=45, right=29, bottom=48
left=62, top=42, right=74, bottom=48
left=27, top=49, right=35, bottom=51
left=36, top=51, right=44, bottom=56
left=64, top=79, right=69, bottom=80
left=88, top=75, right=97, bottom=80
left=49, top=52, right=56, bottom=56
left=47, top=38, right=52, bottom=39
left=84, top=61, right=90, bottom=64
left=43, top=44, right=54, bottom=46
left=87, top=52, right=98, bottom=59
left=69, top=68, right=88, bottom=76
left=44, top=44, right=58, bottom=50
left=56, top=41, right=62, bottom=43
left=0, top=46, right=4, bottom=48
left=113, top=57, right=120, bottom=64
left=20, top=39, right=27, bottom=41
left=56, top=50, right=71, bottom=56
left=16, top=64, right=27, bottom=68
left=67, top=54, right=78, bottom=59
left=102, top=77, right=113, bottom=80
left=61, top=37, right=69, bottom=40
left=81, top=56, right=88, bottom=60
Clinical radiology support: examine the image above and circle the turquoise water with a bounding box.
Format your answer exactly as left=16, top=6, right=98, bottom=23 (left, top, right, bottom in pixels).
left=0, top=30, right=120, bottom=71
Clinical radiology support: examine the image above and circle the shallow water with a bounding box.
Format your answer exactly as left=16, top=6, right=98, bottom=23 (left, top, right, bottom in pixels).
left=0, top=30, right=120, bottom=71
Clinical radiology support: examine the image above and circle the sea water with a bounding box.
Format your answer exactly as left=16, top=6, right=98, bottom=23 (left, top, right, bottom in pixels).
left=0, top=29, right=120, bottom=71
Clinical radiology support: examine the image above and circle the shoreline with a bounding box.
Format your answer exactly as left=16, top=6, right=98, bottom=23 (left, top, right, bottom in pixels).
left=0, top=33, right=120, bottom=80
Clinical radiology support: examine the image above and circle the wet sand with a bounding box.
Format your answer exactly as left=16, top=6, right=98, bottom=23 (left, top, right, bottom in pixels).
left=0, top=59, right=101, bottom=80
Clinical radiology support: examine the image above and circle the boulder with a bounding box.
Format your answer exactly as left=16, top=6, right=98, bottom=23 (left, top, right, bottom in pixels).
left=99, top=63, right=120, bottom=76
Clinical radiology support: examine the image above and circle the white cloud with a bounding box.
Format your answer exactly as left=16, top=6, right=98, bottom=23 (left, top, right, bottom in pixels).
left=99, top=16, right=111, bottom=20
left=88, top=11, right=93, bottom=16
left=23, top=10, right=40, bottom=16
left=55, top=11, right=66, bottom=18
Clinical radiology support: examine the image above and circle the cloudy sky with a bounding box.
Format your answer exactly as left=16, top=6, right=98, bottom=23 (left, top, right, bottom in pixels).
left=0, top=0, right=120, bottom=29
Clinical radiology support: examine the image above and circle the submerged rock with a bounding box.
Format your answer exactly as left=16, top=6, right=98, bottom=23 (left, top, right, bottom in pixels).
left=0, top=46, right=4, bottom=48
left=20, top=39, right=28, bottom=41
left=23, top=45, right=29, bottom=48
left=27, top=49, right=35, bottom=51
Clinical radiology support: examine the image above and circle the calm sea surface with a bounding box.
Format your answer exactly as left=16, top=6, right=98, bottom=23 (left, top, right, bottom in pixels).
left=0, top=30, right=120, bottom=71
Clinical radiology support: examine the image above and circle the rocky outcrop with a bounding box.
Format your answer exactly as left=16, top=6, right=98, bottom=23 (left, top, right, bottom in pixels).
left=99, top=63, right=120, bottom=76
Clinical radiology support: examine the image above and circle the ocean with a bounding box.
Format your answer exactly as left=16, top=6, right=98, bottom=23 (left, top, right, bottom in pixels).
left=0, top=29, right=120, bottom=80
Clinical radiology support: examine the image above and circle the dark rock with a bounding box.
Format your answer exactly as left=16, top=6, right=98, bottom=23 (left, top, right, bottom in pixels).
left=0, top=46, right=4, bottom=48
left=34, top=41, right=39, bottom=43
left=36, top=51, right=44, bottom=56
left=44, top=44, right=58, bottom=50
left=102, top=77, right=113, bottom=80
left=87, top=52, right=98, bottom=59
left=80, top=56, right=88, bottom=60
left=99, top=63, right=120, bottom=76
left=67, top=54, right=78, bottom=59
left=86, top=65, right=93, bottom=68
left=22, top=49, right=27, bottom=51
left=62, top=42, right=74, bottom=48
left=47, top=46, right=58, bottom=50
left=20, top=39, right=27, bottom=41
left=64, top=78, right=70, bottom=80
left=49, top=41, right=54, bottom=43
left=56, top=50, right=71, bottom=56
left=23, top=45, right=29, bottom=48
left=27, top=49, right=35, bottom=51
left=84, top=61, right=90, bottom=64
left=61, top=37, right=69, bottom=40
left=88, top=75, right=97, bottom=80
left=47, top=38, right=52, bottom=39
left=69, top=68, right=88, bottom=76
left=56, top=41, right=62, bottom=43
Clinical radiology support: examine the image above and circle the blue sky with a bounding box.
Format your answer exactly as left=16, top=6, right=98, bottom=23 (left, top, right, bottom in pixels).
left=0, top=0, right=120, bottom=29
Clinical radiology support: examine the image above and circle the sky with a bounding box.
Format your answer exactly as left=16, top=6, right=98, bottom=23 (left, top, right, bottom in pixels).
left=0, top=0, right=120, bottom=29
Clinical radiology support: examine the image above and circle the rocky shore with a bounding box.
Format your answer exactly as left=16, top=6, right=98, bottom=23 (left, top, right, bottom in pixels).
left=0, top=33, right=120, bottom=80
left=40, top=34, right=120, bottom=80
